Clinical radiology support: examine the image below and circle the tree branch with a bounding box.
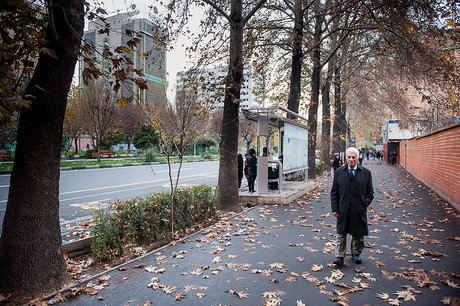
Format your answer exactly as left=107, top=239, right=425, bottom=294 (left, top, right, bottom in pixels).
left=243, top=0, right=268, bottom=25
left=200, top=0, right=230, bottom=21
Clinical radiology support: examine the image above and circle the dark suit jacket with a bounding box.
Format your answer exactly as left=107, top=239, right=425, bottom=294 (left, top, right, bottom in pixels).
left=331, top=164, right=374, bottom=236
left=246, top=154, right=257, bottom=177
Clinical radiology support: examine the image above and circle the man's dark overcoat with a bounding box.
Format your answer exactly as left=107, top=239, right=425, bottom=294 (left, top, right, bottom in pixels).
left=246, top=154, right=257, bottom=178
left=331, top=164, right=374, bottom=236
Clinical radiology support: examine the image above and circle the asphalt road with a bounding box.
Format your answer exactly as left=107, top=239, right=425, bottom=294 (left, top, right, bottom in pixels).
left=0, top=160, right=219, bottom=237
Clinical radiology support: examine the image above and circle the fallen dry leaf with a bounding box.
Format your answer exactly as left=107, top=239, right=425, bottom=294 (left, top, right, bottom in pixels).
left=145, top=266, right=165, bottom=274
left=388, top=298, right=401, bottom=305
left=285, top=276, right=297, bottom=282
left=175, top=292, right=186, bottom=301
left=132, top=264, right=145, bottom=268
left=441, top=279, right=460, bottom=288
left=97, top=275, right=111, bottom=282
left=163, top=285, right=177, bottom=295
left=376, top=293, right=390, bottom=300
left=311, top=264, right=323, bottom=272
left=269, top=262, right=286, bottom=269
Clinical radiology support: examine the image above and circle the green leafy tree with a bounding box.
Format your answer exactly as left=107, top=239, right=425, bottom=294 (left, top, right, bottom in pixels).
left=133, top=124, right=159, bottom=151
left=102, top=130, right=127, bottom=150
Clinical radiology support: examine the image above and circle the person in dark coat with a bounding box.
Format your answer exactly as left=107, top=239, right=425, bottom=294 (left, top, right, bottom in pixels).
left=332, top=153, right=342, bottom=172
left=390, top=150, right=397, bottom=165
left=238, top=154, right=244, bottom=188
left=246, top=148, right=257, bottom=193
left=330, top=147, right=374, bottom=266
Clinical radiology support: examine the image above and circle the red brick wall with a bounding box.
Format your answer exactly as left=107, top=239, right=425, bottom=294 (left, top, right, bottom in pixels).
left=400, top=123, right=460, bottom=211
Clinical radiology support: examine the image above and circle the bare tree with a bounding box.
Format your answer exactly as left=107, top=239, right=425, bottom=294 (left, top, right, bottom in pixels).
left=79, top=81, right=117, bottom=161
left=144, top=89, right=207, bottom=235
left=63, top=86, right=84, bottom=155
left=239, top=119, right=257, bottom=153
left=116, top=102, right=145, bottom=154
left=207, top=108, right=224, bottom=143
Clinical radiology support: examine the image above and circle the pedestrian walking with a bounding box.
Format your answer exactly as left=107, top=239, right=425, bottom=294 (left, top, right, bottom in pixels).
left=245, top=148, right=257, bottom=193
left=238, top=154, right=244, bottom=188
left=332, top=153, right=342, bottom=172
left=358, top=150, right=364, bottom=166
left=376, top=151, right=381, bottom=164
left=390, top=150, right=397, bottom=165
left=330, top=147, right=374, bottom=266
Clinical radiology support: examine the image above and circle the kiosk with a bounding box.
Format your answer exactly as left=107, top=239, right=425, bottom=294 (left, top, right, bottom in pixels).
left=240, top=107, right=309, bottom=195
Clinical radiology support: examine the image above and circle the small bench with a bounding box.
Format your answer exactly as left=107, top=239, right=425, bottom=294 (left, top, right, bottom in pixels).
left=0, top=150, right=9, bottom=160
left=92, top=150, right=113, bottom=158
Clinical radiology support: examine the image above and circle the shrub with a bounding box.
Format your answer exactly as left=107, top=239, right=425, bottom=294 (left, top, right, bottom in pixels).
left=65, top=151, right=75, bottom=160
left=315, top=161, right=324, bottom=176
left=145, top=148, right=159, bottom=162
left=91, top=185, right=219, bottom=261
left=201, top=150, right=212, bottom=159
left=84, top=149, right=95, bottom=159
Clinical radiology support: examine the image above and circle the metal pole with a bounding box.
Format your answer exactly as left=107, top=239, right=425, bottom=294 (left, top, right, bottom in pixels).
left=278, top=106, right=309, bottom=122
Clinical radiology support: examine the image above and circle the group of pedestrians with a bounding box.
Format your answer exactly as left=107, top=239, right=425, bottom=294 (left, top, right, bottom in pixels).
left=238, top=147, right=283, bottom=194
left=238, top=149, right=257, bottom=193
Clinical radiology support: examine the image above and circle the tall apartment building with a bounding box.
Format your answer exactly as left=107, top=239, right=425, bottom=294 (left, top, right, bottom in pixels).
left=176, top=66, right=256, bottom=109
left=80, top=12, right=167, bottom=104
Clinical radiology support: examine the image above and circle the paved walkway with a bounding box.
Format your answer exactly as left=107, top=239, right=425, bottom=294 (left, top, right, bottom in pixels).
left=56, top=160, right=460, bottom=305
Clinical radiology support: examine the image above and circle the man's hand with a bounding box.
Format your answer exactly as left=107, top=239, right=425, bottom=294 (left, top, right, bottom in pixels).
left=332, top=211, right=340, bottom=218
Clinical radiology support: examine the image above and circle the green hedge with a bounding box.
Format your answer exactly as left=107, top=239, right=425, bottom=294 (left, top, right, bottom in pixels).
left=91, top=185, right=219, bottom=261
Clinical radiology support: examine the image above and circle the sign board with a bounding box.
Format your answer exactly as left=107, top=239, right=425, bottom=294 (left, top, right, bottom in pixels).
left=283, top=122, right=308, bottom=173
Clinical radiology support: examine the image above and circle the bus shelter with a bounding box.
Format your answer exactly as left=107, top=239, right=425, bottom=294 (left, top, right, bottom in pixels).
left=240, top=107, right=309, bottom=195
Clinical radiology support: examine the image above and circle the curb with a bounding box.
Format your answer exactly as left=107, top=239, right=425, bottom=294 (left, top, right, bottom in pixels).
left=62, top=237, right=93, bottom=258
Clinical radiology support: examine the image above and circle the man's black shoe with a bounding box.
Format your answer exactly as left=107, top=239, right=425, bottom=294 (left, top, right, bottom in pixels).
left=333, top=257, right=344, bottom=266
left=351, top=254, right=361, bottom=264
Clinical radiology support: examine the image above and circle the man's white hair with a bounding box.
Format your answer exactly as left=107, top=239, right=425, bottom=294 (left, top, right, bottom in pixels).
left=346, top=147, right=359, bottom=156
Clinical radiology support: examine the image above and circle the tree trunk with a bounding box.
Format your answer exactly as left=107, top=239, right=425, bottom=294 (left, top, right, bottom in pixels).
left=96, top=134, right=101, bottom=162
left=74, top=136, right=79, bottom=155
left=286, top=0, right=303, bottom=119
left=320, top=62, right=333, bottom=172
left=0, top=0, right=84, bottom=296
left=307, top=0, right=323, bottom=180
left=332, top=65, right=346, bottom=154
left=218, top=0, right=243, bottom=212
left=320, top=14, right=338, bottom=172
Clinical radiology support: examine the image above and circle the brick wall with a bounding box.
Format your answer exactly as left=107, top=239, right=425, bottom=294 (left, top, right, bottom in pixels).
left=399, top=123, right=460, bottom=211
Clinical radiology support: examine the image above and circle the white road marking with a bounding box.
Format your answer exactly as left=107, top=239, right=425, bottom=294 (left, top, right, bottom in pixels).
left=59, top=172, right=218, bottom=202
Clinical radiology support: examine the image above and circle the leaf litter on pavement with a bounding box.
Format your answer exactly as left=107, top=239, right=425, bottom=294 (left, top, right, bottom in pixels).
left=50, top=163, right=459, bottom=305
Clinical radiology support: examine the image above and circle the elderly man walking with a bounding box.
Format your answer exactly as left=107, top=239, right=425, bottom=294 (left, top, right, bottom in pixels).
left=331, top=147, right=374, bottom=266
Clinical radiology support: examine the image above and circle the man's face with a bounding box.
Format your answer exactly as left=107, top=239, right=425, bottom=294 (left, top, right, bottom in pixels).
left=347, top=152, right=358, bottom=168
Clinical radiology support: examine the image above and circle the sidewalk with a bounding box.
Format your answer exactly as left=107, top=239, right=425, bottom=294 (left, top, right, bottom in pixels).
left=53, top=160, right=460, bottom=305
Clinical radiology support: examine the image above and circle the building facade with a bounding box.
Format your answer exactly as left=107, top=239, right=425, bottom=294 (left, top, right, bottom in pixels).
left=176, top=66, right=256, bottom=109
left=80, top=12, right=167, bottom=104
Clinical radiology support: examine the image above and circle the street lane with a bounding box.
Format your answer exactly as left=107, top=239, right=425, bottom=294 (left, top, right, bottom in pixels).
left=0, top=160, right=219, bottom=236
